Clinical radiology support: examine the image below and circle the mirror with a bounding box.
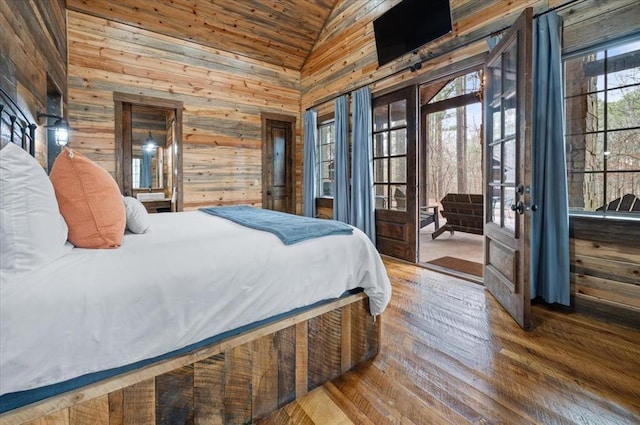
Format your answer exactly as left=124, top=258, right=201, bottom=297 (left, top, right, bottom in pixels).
left=131, top=105, right=171, bottom=191
left=132, top=143, right=164, bottom=190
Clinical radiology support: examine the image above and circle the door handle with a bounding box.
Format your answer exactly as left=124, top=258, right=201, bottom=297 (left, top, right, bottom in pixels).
left=267, top=191, right=272, bottom=196
left=511, top=202, right=538, bottom=214
left=511, top=202, right=524, bottom=215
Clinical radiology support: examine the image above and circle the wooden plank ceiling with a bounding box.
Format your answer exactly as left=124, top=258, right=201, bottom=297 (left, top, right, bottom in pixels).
left=66, top=0, right=341, bottom=71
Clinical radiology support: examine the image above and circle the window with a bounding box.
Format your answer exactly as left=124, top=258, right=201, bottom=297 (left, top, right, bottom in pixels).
left=373, top=100, right=407, bottom=210
left=131, top=157, right=141, bottom=189
left=564, top=39, right=640, bottom=216
left=45, top=76, right=63, bottom=172
left=317, top=119, right=335, bottom=197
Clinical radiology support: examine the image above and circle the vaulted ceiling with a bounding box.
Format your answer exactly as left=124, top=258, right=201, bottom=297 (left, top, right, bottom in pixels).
left=66, top=0, right=342, bottom=71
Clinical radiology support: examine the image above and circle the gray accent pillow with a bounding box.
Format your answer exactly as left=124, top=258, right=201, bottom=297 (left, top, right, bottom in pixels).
left=123, top=196, right=151, bottom=234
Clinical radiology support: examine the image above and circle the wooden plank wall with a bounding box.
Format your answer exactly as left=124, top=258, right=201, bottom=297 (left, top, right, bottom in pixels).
left=66, top=10, right=301, bottom=211
left=65, top=0, right=340, bottom=71
left=570, top=217, right=640, bottom=326
left=8, top=298, right=379, bottom=425
left=302, top=0, right=640, bottom=110
left=0, top=0, right=67, bottom=167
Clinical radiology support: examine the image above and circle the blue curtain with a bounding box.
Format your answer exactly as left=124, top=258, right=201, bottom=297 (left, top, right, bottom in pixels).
left=303, top=109, right=318, bottom=217
left=333, top=95, right=350, bottom=223
left=531, top=11, right=570, bottom=305
left=350, top=87, right=376, bottom=242
left=140, top=150, right=152, bottom=188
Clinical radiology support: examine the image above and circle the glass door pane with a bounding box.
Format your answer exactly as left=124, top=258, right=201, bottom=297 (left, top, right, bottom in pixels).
left=486, top=39, right=518, bottom=233
left=373, top=99, right=407, bottom=210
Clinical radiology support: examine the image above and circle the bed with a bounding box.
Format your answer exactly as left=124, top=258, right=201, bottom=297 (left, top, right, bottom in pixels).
left=0, top=89, right=391, bottom=424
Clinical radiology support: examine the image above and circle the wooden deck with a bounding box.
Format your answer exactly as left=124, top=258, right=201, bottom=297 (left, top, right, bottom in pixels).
left=419, top=220, right=483, bottom=265
left=258, top=257, right=640, bottom=424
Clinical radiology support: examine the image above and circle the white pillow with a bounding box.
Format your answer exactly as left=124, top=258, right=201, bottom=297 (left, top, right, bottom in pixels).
left=123, top=196, right=150, bottom=234
left=0, top=143, right=70, bottom=273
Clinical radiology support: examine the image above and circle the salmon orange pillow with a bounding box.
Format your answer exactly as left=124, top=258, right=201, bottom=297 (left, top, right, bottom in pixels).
left=50, top=148, right=125, bottom=248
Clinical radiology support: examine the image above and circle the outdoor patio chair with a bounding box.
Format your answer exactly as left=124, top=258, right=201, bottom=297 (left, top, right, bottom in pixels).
left=595, top=193, right=640, bottom=214
left=432, top=193, right=483, bottom=240
left=394, top=188, right=441, bottom=230
left=420, top=205, right=440, bottom=230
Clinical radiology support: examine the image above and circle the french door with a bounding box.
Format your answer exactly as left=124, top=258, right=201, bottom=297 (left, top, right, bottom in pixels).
left=373, top=86, right=418, bottom=262
left=483, top=8, right=533, bottom=329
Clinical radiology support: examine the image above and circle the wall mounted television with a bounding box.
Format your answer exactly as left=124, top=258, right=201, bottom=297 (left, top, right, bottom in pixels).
left=373, top=0, right=453, bottom=67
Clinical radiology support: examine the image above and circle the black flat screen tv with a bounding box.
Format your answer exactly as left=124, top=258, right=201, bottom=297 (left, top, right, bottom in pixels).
left=373, top=0, right=453, bottom=67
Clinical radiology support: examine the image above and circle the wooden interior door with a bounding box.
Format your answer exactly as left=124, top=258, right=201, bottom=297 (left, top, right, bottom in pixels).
left=373, top=86, right=418, bottom=262
left=263, top=116, right=295, bottom=213
left=483, top=8, right=533, bottom=329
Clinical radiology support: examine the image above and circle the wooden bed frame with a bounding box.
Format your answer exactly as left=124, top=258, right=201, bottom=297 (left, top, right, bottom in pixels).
left=0, top=90, right=382, bottom=424
left=1, top=292, right=379, bottom=425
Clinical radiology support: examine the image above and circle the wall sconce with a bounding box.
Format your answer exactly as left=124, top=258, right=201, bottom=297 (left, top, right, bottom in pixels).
left=37, top=112, right=71, bottom=146
left=144, top=131, right=157, bottom=152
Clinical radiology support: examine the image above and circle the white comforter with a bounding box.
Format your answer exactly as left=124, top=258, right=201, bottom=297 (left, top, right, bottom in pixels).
left=0, top=211, right=391, bottom=395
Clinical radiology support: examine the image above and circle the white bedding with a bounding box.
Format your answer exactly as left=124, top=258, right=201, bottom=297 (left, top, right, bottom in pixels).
left=0, top=211, right=391, bottom=395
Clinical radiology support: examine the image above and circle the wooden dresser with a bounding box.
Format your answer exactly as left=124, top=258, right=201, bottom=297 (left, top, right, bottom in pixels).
left=141, top=199, right=172, bottom=213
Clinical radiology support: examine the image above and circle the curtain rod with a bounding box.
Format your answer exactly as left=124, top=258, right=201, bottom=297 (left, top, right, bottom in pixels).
left=305, top=0, right=580, bottom=111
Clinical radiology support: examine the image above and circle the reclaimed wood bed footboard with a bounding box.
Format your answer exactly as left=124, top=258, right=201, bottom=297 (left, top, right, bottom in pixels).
left=0, top=292, right=380, bottom=425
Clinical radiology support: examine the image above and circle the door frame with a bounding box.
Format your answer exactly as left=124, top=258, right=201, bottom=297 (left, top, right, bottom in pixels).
left=114, top=92, right=184, bottom=211
left=261, top=113, right=296, bottom=213
left=417, top=64, right=485, bottom=272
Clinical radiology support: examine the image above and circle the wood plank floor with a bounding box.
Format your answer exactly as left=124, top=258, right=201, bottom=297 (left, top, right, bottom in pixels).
left=258, top=257, right=640, bottom=424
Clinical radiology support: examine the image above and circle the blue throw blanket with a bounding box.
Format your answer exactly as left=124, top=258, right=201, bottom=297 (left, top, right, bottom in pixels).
left=199, top=206, right=353, bottom=245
